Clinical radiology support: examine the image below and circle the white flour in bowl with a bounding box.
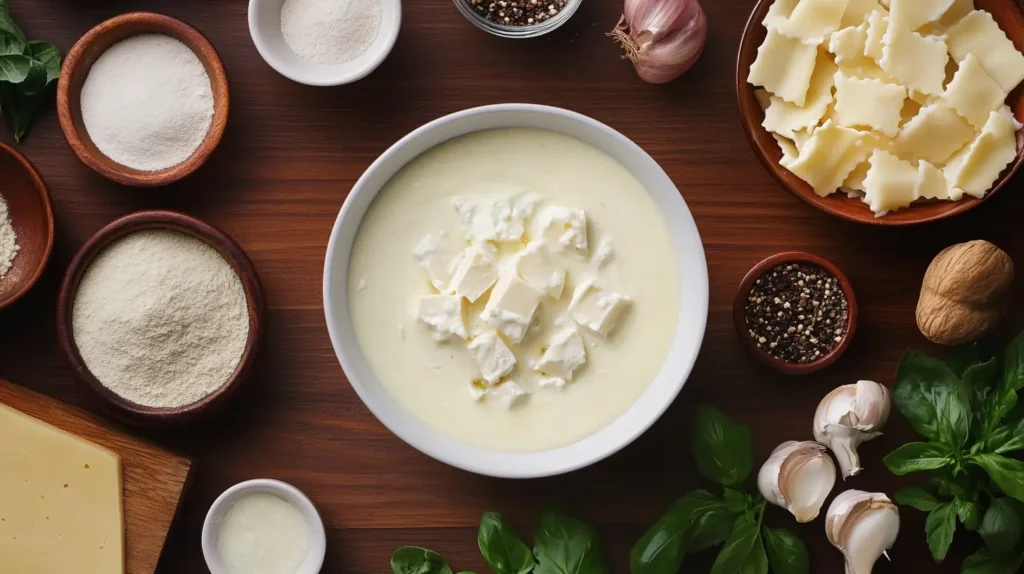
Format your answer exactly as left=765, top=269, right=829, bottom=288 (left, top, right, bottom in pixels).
left=0, top=192, right=19, bottom=279
left=281, top=0, right=383, bottom=65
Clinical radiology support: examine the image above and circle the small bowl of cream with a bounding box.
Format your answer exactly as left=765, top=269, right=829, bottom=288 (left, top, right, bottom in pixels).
left=248, top=0, right=402, bottom=86
left=202, top=479, right=326, bottom=574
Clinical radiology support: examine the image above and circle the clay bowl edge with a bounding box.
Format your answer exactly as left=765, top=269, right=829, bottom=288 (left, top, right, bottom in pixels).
left=56, top=12, right=230, bottom=188
left=56, top=210, right=264, bottom=426
left=732, top=252, right=858, bottom=375
left=0, top=142, right=55, bottom=310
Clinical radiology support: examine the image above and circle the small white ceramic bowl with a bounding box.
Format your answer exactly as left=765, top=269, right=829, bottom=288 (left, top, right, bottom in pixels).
left=248, top=0, right=401, bottom=86
left=322, top=104, right=709, bottom=479
left=202, top=479, right=327, bottom=574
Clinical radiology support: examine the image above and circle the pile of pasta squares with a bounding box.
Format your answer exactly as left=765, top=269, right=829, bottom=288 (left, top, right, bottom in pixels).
left=748, top=0, right=1024, bottom=216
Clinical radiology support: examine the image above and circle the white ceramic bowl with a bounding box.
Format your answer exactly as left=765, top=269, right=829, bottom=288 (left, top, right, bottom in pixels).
left=202, top=479, right=327, bottom=574
left=248, top=0, right=401, bottom=86
left=323, top=104, right=709, bottom=478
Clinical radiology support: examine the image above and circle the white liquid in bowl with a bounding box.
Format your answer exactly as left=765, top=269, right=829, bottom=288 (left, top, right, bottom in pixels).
left=216, top=492, right=309, bottom=574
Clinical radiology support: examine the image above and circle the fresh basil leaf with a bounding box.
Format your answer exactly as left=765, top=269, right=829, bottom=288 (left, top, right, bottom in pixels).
left=957, top=499, right=982, bottom=531
left=724, top=488, right=748, bottom=512
left=763, top=527, right=809, bottom=574
left=979, top=498, right=1024, bottom=556
left=0, top=53, right=32, bottom=83
left=533, top=510, right=608, bottom=574
left=988, top=418, right=1024, bottom=455
left=0, top=0, right=26, bottom=56
left=972, top=454, right=1024, bottom=504
left=738, top=533, right=768, bottom=574
left=710, top=518, right=759, bottom=574
left=391, top=547, right=454, bottom=574
left=883, top=442, right=951, bottom=475
left=928, top=471, right=970, bottom=499
left=894, top=351, right=960, bottom=441
left=0, top=59, right=47, bottom=142
left=690, top=405, right=753, bottom=487
left=478, top=512, right=534, bottom=574
left=630, top=490, right=737, bottom=574
left=893, top=486, right=941, bottom=512
left=925, top=502, right=957, bottom=562
left=1002, top=332, right=1024, bottom=394
left=962, top=547, right=1024, bottom=574
left=27, top=41, right=59, bottom=84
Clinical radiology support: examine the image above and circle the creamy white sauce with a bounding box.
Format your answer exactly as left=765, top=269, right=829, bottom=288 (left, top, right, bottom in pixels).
left=348, top=128, right=680, bottom=452
left=217, top=492, right=309, bottom=574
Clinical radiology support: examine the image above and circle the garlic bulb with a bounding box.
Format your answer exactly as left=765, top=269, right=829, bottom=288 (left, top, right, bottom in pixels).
left=610, top=0, right=707, bottom=84
left=757, top=441, right=837, bottom=522
left=826, top=490, right=900, bottom=574
left=813, top=380, right=891, bottom=479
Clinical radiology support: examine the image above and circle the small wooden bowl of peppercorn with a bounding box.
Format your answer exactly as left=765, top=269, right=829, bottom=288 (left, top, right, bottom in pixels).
left=453, top=0, right=582, bottom=38
left=733, top=252, right=858, bottom=375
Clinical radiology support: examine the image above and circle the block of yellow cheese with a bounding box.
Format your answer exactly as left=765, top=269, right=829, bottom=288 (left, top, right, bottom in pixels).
left=0, top=402, right=125, bottom=573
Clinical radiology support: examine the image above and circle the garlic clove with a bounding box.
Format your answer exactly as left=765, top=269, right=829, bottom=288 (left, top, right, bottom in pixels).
left=758, top=441, right=836, bottom=522
left=814, top=381, right=891, bottom=479
left=826, top=490, right=900, bottom=574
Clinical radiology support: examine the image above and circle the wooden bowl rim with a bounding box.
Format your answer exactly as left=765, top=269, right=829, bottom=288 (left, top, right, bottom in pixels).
left=735, top=0, right=1024, bottom=226
left=0, top=141, right=55, bottom=310
left=56, top=210, right=264, bottom=426
left=732, top=251, right=859, bottom=375
left=56, top=12, right=229, bottom=188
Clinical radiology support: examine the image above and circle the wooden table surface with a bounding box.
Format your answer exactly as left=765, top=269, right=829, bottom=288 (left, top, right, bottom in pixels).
left=2, top=1, right=1022, bottom=572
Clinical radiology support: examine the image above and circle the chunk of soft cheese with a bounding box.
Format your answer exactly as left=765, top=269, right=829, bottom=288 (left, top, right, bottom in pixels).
left=0, top=403, right=125, bottom=574
left=514, top=242, right=566, bottom=299
left=217, top=492, right=309, bottom=574
left=417, top=294, right=467, bottom=341
left=534, top=205, right=589, bottom=257
left=569, top=281, right=632, bottom=336
left=481, top=272, right=543, bottom=343
left=449, top=244, right=498, bottom=303
left=534, top=327, right=587, bottom=380
left=539, top=376, right=567, bottom=389
left=467, top=331, right=517, bottom=385
left=452, top=194, right=539, bottom=243
left=489, top=380, right=529, bottom=409
left=413, top=232, right=455, bottom=292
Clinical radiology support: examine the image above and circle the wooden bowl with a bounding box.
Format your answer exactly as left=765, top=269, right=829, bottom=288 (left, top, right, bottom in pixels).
left=0, top=142, right=54, bottom=310
left=56, top=211, right=263, bottom=426
left=57, top=13, right=229, bottom=188
left=736, top=0, right=1024, bottom=225
left=732, top=252, right=858, bottom=375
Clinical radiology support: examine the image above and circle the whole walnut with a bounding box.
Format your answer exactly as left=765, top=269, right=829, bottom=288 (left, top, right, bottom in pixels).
left=917, top=240, right=1014, bottom=346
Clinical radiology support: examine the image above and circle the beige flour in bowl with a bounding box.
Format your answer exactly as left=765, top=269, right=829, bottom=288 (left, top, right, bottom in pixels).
left=72, top=229, right=249, bottom=408
left=0, top=192, right=19, bottom=279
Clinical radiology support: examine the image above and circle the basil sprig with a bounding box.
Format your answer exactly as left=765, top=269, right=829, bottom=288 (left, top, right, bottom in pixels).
left=885, top=333, right=1024, bottom=571
left=630, top=405, right=809, bottom=574
left=0, top=0, right=60, bottom=142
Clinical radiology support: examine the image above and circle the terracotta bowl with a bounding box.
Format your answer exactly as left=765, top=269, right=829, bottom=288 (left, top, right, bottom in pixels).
left=0, top=142, right=54, bottom=310
left=733, top=252, right=858, bottom=375
left=57, top=211, right=263, bottom=426
left=736, top=0, right=1024, bottom=225
left=57, top=13, right=229, bottom=188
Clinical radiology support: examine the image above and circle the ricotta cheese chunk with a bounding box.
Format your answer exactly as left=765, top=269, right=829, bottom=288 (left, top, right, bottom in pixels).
left=416, top=294, right=468, bottom=341
left=569, top=281, right=632, bottom=336
left=489, top=380, right=529, bottom=409
left=468, top=331, right=516, bottom=385
left=413, top=232, right=455, bottom=292
left=534, top=326, right=587, bottom=380
left=481, top=271, right=543, bottom=343
left=514, top=242, right=566, bottom=299
left=449, top=244, right=498, bottom=303
left=539, top=376, right=567, bottom=389
left=535, top=205, right=589, bottom=257
left=452, top=194, right=539, bottom=243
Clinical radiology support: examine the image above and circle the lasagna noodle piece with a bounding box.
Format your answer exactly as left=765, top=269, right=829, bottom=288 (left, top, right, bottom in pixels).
left=785, top=120, right=870, bottom=196
left=943, top=53, right=1007, bottom=130
left=748, top=28, right=819, bottom=106
left=840, top=0, right=883, bottom=28
left=842, top=160, right=871, bottom=192
left=916, top=160, right=957, bottom=200
left=829, top=23, right=869, bottom=64
left=893, top=102, right=975, bottom=164
left=763, top=0, right=799, bottom=29
left=919, top=0, right=975, bottom=34
left=755, top=89, right=800, bottom=163
left=863, top=149, right=918, bottom=214
left=880, top=24, right=948, bottom=96
left=943, top=110, right=1019, bottom=198
left=863, top=9, right=888, bottom=63
left=778, top=0, right=851, bottom=44
left=832, top=72, right=906, bottom=136
left=888, top=0, right=955, bottom=31
left=946, top=10, right=1024, bottom=93
left=763, top=56, right=837, bottom=139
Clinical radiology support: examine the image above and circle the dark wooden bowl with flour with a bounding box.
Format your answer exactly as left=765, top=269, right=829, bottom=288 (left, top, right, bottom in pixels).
left=56, top=211, right=264, bottom=426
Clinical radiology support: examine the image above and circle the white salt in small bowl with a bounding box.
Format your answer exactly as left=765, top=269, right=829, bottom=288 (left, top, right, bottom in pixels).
left=248, top=0, right=402, bottom=86
left=202, top=479, right=327, bottom=574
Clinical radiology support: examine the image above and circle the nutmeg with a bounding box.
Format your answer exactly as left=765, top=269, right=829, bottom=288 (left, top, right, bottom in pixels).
left=916, top=240, right=1014, bottom=346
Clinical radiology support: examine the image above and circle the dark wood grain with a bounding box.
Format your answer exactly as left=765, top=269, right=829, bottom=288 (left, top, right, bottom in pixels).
left=732, top=251, right=858, bottom=375
left=1, top=0, right=1022, bottom=572
left=737, top=0, right=1024, bottom=225
left=0, top=379, right=193, bottom=574
left=0, top=141, right=54, bottom=308
left=57, top=12, right=230, bottom=188
left=55, top=210, right=265, bottom=426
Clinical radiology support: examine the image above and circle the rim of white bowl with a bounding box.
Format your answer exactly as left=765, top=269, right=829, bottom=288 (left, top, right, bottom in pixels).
left=323, top=104, right=709, bottom=478
left=247, top=0, right=402, bottom=86
left=202, top=479, right=327, bottom=574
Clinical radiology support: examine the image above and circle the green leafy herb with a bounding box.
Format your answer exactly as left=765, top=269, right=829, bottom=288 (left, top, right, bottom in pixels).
left=978, top=498, right=1024, bottom=556
left=986, top=418, right=1024, bottom=454
left=972, top=454, right=1024, bottom=504
left=533, top=510, right=608, bottom=574
left=391, top=547, right=455, bottom=574
left=478, top=512, right=534, bottom=574
left=925, top=503, right=957, bottom=562
left=957, top=498, right=982, bottom=531
left=710, top=518, right=760, bottom=574
left=884, top=442, right=952, bottom=475
left=961, top=547, right=1024, bottom=574
left=0, top=1, right=59, bottom=142
left=690, top=405, right=754, bottom=487
left=893, top=487, right=941, bottom=512
left=762, top=528, right=809, bottom=574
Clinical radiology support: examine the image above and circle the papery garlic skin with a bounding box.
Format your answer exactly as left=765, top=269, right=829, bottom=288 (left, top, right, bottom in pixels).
left=826, top=490, right=900, bottom=574
left=757, top=440, right=837, bottom=522
left=611, top=0, right=707, bottom=84
left=813, top=380, right=891, bottom=478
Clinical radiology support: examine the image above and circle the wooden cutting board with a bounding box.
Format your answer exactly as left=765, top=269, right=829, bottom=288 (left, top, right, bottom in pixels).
left=0, top=379, right=193, bottom=574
